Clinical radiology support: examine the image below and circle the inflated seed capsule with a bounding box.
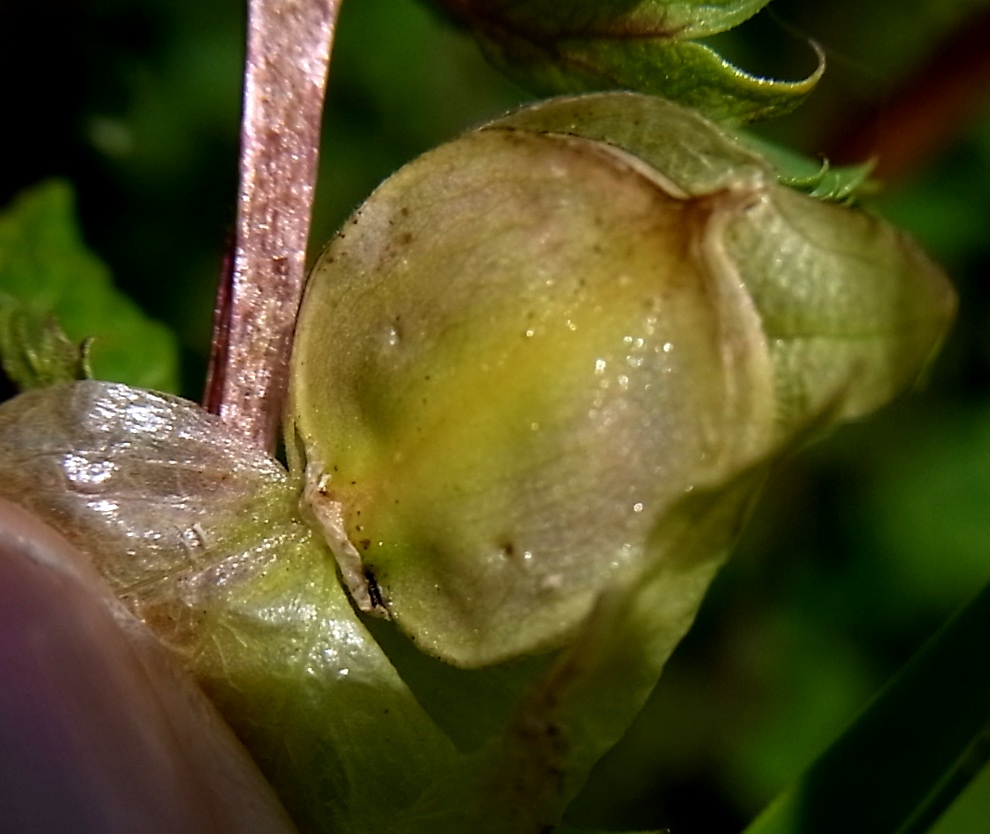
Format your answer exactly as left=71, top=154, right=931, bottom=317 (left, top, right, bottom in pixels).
left=288, top=92, right=955, bottom=668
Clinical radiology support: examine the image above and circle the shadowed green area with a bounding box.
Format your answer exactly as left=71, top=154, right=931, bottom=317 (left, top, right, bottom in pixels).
left=743, top=576, right=990, bottom=834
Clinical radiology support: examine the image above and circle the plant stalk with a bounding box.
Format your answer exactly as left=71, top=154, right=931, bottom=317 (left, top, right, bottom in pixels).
left=825, top=4, right=990, bottom=182
left=204, top=0, right=341, bottom=452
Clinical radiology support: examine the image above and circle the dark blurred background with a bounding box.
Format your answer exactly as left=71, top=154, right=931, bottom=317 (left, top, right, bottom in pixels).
left=2, top=0, right=989, bottom=831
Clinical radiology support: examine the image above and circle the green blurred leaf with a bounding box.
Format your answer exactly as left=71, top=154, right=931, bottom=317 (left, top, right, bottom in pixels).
left=743, top=576, right=990, bottom=834
left=0, top=293, right=91, bottom=389
left=0, top=180, right=179, bottom=393
left=427, top=0, right=823, bottom=122
left=866, top=404, right=990, bottom=620
left=928, top=755, right=990, bottom=834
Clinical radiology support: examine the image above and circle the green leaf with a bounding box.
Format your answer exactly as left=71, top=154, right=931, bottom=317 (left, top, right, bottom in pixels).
left=427, top=0, right=823, bottom=122
left=0, top=180, right=179, bottom=393
left=928, top=757, right=990, bottom=834
left=0, top=292, right=91, bottom=388
left=743, top=576, right=990, bottom=834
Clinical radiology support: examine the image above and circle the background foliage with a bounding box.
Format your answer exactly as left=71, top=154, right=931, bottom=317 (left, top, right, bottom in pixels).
left=1, top=0, right=989, bottom=831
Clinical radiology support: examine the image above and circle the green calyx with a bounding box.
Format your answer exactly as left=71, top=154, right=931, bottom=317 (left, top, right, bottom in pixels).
left=288, top=93, right=955, bottom=669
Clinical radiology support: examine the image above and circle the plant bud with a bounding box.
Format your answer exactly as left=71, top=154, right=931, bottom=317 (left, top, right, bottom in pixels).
left=289, top=92, right=955, bottom=668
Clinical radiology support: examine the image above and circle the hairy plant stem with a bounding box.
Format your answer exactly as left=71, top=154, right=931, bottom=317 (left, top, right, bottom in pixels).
left=205, top=0, right=342, bottom=452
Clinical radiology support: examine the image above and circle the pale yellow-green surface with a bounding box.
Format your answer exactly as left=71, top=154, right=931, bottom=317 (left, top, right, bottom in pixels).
left=289, top=93, right=954, bottom=669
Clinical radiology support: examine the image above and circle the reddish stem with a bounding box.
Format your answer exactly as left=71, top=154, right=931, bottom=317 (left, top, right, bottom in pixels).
left=205, top=0, right=342, bottom=452
left=825, top=5, right=990, bottom=183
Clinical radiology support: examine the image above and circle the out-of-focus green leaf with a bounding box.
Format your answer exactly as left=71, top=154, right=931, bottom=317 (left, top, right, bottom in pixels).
left=928, top=756, right=990, bottom=834
left=743, top=576, right=990, bottom=834
left=0, top=293, right=91, bottom=389
left=0, top=180, right=179, bottom=393
left=865, top=404, right=990, bottom=620
left=426, top=0, right=822, bottom=123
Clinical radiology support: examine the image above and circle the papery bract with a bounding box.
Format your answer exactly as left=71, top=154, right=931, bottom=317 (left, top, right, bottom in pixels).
left=289, top=92, right=955, bottom=668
